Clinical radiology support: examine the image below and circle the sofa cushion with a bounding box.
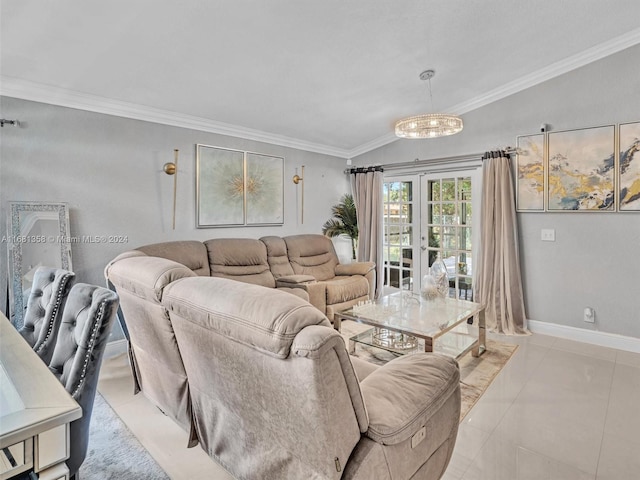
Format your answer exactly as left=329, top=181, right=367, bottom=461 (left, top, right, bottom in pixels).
left=137, top=241, right=210, bottom=276
left=162, top=277, right=331, bottom=359
left=283, top=234, right=339, bottom=281
left=205, top=238, right=275, bottom=288
left=325, top=275, right=370, bottom=304
left=260, top=235, right=295, bottom=278
left=360, top=354, right=460, bottom=445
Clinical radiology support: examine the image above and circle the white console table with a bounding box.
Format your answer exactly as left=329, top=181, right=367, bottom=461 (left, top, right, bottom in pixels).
left=0, top=314, right=81, bottom=480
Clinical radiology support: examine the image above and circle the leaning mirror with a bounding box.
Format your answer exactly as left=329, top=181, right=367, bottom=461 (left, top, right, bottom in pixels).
left=7, top=202, right=72, bottom=328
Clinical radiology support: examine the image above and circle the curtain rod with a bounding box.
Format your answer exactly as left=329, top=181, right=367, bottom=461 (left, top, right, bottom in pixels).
left=345, top=147, right=520, bottom=174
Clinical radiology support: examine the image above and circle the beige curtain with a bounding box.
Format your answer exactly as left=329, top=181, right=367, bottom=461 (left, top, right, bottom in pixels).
left=476, top=151, right=529, bottom=335
left=350, top=168, right=384, bottom=298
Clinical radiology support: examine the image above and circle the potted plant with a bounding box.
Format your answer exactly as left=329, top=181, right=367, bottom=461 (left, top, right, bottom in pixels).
left=322, top=194, right=358, bottom=260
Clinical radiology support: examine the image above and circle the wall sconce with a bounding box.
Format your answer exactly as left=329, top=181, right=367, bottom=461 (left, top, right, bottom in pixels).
left=163, top=149, right=179, bottom=229
left=292, top=165, right=304, bottom=224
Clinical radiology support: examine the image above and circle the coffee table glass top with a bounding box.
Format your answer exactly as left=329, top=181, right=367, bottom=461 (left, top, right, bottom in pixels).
left=338, top=291, right=482, bottom=341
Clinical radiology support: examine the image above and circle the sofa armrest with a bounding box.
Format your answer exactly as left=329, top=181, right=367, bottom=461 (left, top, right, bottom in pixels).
left=359, top=353, right=460, bottom=445
left=106, top=255, right=196, bottom=303
left=275, top=280, right=327, bottom=316
left=335, top=262, right=375, bottom=277
left=276, top=274, right=316, bottom=286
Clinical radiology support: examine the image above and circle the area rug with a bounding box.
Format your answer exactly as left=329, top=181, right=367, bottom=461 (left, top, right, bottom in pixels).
left=81, top=393, right=169, bottom=479
left=340, top=320, right=518, bottom=422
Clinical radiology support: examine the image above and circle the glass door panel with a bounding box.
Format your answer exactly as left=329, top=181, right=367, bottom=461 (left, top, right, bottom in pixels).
left=421, top=173, right=479, bottom=300
left=382, top=177, right=419, bottom=292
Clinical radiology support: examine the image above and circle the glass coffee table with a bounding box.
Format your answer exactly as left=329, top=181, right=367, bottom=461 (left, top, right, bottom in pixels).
left=334, top=291, right=486, bottom=359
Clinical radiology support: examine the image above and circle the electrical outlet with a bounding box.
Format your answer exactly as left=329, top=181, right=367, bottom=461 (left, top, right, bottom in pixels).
left=584, top=307, right=595, bottom=323
left=541, top=229, right=555, bottom=242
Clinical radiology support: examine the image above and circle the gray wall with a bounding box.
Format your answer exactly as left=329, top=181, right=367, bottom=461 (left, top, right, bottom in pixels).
left=0, top=98, right=350, bottom=338
left=2, top=44, right=638, bottom=340
left=354, top=44, right=640, bottom=339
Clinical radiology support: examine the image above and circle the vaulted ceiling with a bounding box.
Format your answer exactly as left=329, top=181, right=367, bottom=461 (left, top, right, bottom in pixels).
left=2, top=1, right=640, bottom=157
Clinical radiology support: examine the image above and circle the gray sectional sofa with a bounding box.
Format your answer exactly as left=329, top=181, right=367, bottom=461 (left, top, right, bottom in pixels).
left=121, top=234, right=376, bottom=321
left=105, top=234, right=461, bottom=479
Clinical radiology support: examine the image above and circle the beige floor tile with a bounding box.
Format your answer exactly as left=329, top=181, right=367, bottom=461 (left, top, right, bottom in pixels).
left=551, top=337, right=618, bottom=362
left=596, top=431, right=640, bottom=480
left=98, top=352, right=234, bottom=480
left=97, top=331, right=640, bottom=480
left=615, top=349, right=640, bottom=368
left=526, top=347, right=615, bottom=398
left=444, top=423, right=491, bottom=478
left=603, top=362, right=640, bottom=444
left=462, top=438, right=594, bottom=480
left=489, top=347, right=614, bottom=474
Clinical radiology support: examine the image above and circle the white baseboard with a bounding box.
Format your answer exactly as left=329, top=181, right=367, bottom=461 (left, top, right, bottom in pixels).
left=528, top=320, right=640, bottom=353
left=103, top=322, right=639, bottom=357
left=104, top=339, right=128, bottom=358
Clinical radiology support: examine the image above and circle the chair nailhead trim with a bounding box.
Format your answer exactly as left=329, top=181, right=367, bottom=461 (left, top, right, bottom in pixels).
left=71, top=299, right=107, bottom=398
left=35, top=274, right=72, bottom=353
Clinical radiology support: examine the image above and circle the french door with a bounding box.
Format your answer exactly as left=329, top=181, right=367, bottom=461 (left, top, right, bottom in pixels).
left=382, top=176, right=420, bottom=291
left=382, top=169, right=481, bottom=299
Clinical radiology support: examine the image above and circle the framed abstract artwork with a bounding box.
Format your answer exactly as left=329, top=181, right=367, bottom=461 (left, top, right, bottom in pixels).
left=516, top=134, right=545, bottom=211
left=618, top=121, right=640, bottom=212
left=245, top=152, right=284, bottom=225
left=547, top=125, right=615, bottom=211
left=196, top=144, right=284, bottom=227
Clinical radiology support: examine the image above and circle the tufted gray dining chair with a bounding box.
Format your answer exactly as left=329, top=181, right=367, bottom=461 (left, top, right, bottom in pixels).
left=48, top=283, right=119, bottom=480
left=19, top=266, right=76, bottom=365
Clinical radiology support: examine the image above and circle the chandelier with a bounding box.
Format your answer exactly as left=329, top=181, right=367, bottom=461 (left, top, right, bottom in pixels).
left=395, top=70, right=463, bottom=139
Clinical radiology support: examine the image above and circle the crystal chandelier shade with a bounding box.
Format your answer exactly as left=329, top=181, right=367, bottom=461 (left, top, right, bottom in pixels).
left=395, top=69, right=463, bottom=139
left=395, top=113, right=463, bottom=138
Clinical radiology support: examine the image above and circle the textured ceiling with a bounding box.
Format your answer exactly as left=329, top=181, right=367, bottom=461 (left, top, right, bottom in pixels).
left=2, top=0, right=640, bottom=157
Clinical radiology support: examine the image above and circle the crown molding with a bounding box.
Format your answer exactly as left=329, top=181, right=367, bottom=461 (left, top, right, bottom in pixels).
left=345, top=132, right=398, bottom=159
left=0, top=76, right=351, bottom=159
left=448, top=26, right=640, bottom=115
left=350, top=27, right=640, bottom=158
left=3, top=28, right=639, bottom=160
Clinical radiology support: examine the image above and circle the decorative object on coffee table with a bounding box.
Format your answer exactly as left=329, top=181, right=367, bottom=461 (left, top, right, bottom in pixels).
left=421, top=272, right=440, bottom=300
left=430, top=253, right=449, bottom=297
left=372, top=328, right=418, bottom=350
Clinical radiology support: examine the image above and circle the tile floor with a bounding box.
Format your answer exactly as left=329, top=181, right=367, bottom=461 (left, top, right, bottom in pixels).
left=97, top=332, right=640, bottom=479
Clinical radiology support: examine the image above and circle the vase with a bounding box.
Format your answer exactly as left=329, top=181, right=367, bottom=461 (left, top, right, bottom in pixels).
left=421, top=273, right=440, bottom=300
left=430, top=254, right=449, bottom=298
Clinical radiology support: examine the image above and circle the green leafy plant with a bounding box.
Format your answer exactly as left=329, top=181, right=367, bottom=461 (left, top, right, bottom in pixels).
left=322, top=194, right=358, bottom=260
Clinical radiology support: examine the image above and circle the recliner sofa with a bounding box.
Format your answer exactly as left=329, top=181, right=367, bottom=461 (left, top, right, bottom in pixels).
left=105, top=254, right=461, bottom=480
left=112, top=234, right=375, bottom=321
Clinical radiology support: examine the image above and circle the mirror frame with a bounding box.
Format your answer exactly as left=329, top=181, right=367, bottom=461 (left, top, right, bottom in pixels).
left=7, top=201, right=73, bottom=328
